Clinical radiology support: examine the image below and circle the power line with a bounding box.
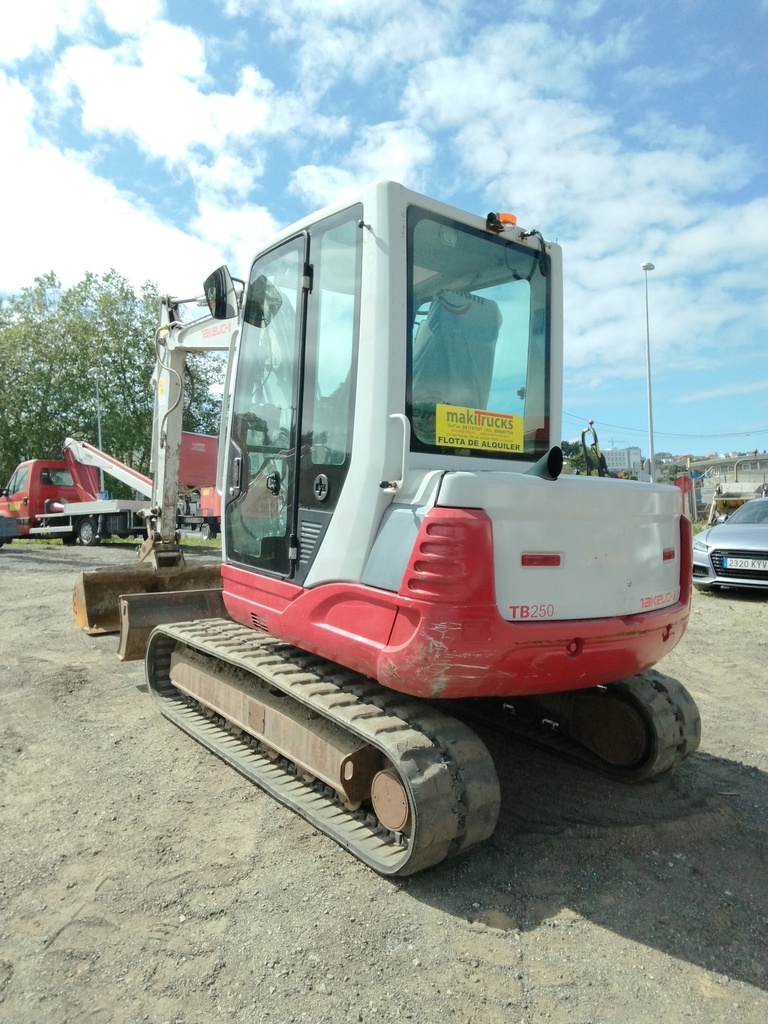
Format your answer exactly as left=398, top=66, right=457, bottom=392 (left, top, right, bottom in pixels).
left=561, top=412, right=767, bottom=442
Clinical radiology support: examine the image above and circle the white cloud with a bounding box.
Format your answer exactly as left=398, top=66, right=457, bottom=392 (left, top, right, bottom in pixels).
left=52, top=26, right=280, bottom=169
left=288, top=166, right=361, bottom=209
left=222, top=0, right=464, bottom=86
left=289, top=122, right=434, bottom=206
left=189, top=154, right=262, bottom=204
left=188, top=200, right=279, bottom=280
left=404, top=18, right=634, bottom=119
left=619, top=61, right=709, bottom=96
left=0, top=71, right=221, bottom=295
left=0, top=0, right=166, bottom=65
left=95, top=0, right=164, bottom=36
left=0, top=3, right=349, bottom=296
left=570, top=0, right=607, bottom=18
left=184, top=153, right=287, bottom=275
left=677, top=378, right=768, bottom=403
left=0, top=0, right=89, bottom=64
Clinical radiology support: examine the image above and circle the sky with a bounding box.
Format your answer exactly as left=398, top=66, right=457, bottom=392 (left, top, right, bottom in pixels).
left=2, top=0, right=767, bottom=459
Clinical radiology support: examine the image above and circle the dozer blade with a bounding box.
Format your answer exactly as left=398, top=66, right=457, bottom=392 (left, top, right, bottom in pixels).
left=117, top=588, right=227, bottom=662
left=72, top=560, right=222, bottom=636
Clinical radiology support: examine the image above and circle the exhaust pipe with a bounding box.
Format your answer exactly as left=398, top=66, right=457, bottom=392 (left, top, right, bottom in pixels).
left=525, top=446, right=563, bottom=481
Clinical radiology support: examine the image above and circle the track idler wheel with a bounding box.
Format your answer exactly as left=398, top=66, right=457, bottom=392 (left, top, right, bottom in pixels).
left=515, top=670, right=701, bottom=782
left=567, top=692, right=649, bottom=767
left=370, top=769, right=412, bottom=834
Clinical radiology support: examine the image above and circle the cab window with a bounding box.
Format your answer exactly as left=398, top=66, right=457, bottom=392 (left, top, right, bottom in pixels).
left=8, top=466, right=29, bottom=494
left=407, top=208, right=550, bottom=460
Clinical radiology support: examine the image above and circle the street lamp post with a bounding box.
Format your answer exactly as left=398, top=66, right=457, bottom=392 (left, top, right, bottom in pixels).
left=642, top=261, right=656, bottom=483
left=88, top=368, right=105, bottom=496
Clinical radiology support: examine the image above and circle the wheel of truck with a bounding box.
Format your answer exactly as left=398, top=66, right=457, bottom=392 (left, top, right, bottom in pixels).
left=77, top=517, right=100, bottom=546
left=201, top=520, right=218, bottom=541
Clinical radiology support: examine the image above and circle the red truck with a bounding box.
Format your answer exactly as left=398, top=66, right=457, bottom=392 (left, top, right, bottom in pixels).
left=0, top=433, right=221, bottom=547
left=0, top=451, right=147, bottom=547
left=173, top=433, right=221, bottom=540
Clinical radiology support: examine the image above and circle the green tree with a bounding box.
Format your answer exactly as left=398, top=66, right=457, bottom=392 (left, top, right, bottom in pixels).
left=560, top=439, right=588, bottom=475
left=0, top=271, right=224, bottom=488
left=659, top=463, right=687, bottom=484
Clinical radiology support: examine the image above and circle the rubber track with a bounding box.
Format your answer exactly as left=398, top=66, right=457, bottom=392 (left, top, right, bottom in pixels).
left=611, top=670, right=702, bottom=778
left=146, top=619, right=500, bottom=876
left=451, top=669, right=701, bottom=783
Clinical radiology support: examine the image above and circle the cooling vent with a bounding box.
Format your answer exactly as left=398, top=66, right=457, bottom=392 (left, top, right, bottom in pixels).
left=299, top=519, right=323, bottom=566
left=250, top=613, right=269, bottom=632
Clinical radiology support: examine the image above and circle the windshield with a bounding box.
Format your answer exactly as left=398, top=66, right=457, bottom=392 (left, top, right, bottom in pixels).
left=724, top=500, right=768, bottom=525
left=407, top=207, right=550, bottom=460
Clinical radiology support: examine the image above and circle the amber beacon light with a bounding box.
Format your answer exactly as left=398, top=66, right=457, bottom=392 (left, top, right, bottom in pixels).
left=485, top=211, right=518, bottom=232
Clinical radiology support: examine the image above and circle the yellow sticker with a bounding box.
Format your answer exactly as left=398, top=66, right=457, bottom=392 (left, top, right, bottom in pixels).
left=435, top=404, right=524, bottom=453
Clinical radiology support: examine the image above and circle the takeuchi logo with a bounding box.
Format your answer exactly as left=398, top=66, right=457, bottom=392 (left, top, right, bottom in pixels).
left=640, top=591, right=675, bottom=609
left=202, top=322, right=232, bottom=339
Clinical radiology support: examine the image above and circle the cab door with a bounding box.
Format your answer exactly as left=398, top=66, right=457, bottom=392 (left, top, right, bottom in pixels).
left=225, top=234, right=308, bottom=576
left=1, top=464, right=31, bottom=535
left=224, top=208, right=362, bottom=581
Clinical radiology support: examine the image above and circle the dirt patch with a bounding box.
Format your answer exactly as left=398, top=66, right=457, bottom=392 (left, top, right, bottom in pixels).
left=1, top=542, right=766, bottom=1023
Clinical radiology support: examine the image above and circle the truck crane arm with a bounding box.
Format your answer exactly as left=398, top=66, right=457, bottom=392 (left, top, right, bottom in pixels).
left=63, top=437, right=153, bottom=499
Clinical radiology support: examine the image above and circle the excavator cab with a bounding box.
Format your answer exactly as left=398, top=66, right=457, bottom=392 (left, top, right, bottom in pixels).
left=206, top=183, right=557, bottom=598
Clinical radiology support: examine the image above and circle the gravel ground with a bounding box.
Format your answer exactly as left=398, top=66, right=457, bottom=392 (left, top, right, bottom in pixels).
left=0, top=541, right=766, bottom=1024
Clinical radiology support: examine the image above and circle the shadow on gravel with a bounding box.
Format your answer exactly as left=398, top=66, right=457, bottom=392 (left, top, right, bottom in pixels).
left=404, top=734, right=768, bottom=990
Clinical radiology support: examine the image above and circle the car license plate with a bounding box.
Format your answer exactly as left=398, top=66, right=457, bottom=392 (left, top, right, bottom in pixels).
left=723, top=557, right=768, bottom=570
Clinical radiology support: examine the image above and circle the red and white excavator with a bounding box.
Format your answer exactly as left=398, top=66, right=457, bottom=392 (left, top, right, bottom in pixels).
left=83, top=181, right=700, bottom=875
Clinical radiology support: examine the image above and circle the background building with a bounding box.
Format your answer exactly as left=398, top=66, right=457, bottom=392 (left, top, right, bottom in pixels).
left=603, top=447, right=643, bottom=477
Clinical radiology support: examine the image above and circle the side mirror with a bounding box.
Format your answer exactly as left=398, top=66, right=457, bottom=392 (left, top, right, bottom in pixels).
left=203, top=266, right=238, bottom=320
left=715, top=513, right=729, bottom=524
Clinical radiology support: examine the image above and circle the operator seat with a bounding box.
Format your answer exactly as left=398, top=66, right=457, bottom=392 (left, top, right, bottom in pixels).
left=412, top=290, right=502, bottom=410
